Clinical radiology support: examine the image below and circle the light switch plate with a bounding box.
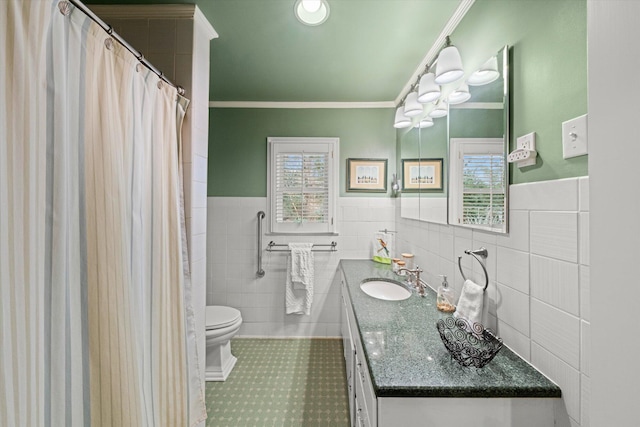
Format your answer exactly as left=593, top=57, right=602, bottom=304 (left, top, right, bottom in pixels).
left=562, top=114, right=588, bottom=159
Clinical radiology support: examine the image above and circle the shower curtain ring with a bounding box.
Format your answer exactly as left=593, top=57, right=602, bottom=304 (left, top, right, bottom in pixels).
left=58, top=1, right=72, bottom=16
left=107, top=24, right=113, bottom=35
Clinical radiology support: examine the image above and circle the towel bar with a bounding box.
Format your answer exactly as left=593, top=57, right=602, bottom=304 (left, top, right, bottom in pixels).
left=457, top=247, right=489, bottom=290
left=257, top=211, right=266, bottom=278
left=266, top=241, right=337, bottom=252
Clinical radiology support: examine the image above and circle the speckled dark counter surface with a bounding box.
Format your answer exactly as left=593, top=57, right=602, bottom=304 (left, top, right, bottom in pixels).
left=340, top=259, right=561, bottom=399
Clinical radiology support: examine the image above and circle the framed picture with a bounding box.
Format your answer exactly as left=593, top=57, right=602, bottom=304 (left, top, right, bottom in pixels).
left=346, top=158, right=387, bottom=192
left=402, top=158, right=443, bottom=191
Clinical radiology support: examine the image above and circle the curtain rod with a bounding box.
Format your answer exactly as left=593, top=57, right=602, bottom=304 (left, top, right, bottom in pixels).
left=65, top=0, right=186, bottom=96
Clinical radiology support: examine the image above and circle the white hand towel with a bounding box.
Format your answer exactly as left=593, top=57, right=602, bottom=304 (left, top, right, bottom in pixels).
left=288, top=243, right=314, bottom=290
left=285, top=258, right=313, bottom=315
left=454, top=279, right=485, bottom=327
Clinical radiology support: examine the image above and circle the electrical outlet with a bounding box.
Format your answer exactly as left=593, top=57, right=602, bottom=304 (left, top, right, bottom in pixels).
left=562, top=114, right=588, bottom=159
left=508, top=133, right=537, bottom=167
left=517, top=132, right=535, bottom=151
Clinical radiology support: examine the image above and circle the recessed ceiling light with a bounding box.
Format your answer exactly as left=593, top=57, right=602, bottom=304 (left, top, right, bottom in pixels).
left=294, top=0, right=330, bottom=26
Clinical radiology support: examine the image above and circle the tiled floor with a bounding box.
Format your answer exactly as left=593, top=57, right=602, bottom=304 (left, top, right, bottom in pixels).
left=205, top=338, right=350, bottom=427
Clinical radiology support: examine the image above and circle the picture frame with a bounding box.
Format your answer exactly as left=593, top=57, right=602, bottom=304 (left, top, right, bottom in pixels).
left=402, top=158, right=443, bottom=191
left=346, top=158, right=388, bottom=192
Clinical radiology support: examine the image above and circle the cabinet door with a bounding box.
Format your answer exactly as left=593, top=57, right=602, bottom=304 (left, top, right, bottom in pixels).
left=341, top=276, right=356, bottom=426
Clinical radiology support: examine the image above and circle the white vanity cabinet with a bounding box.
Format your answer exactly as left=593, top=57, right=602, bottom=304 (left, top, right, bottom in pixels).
left=341, top=273, right=377, bottom=427
left=339, top=261, right=561, bottom=427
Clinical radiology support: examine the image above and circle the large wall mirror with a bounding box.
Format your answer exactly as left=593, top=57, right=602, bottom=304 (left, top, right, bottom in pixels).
left=448, top=45, right=509, bottom=233
left=399, top=116, right=448, bottom=224
left=399, top=45, right=509, bottom=233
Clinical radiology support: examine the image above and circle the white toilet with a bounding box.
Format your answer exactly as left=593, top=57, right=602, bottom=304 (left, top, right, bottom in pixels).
left=205, top=305, right=243, bottom=381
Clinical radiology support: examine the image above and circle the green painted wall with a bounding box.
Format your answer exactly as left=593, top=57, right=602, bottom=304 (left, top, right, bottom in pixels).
left=449, top=109, right=504, bottom=139
left=450, top=0, right=587, bottom=184
left=208, top=108, right=396, bottom=197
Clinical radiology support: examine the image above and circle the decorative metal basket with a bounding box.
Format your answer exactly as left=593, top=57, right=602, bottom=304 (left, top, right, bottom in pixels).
left=436, top=316, right=504, bottom=368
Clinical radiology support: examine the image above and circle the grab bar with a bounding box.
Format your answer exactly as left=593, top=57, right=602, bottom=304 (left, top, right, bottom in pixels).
left=457, top=247, right=489, bottom=291
left=256, top=211, right=265, bottom=278
left=266, top=241, right=338, bottom=252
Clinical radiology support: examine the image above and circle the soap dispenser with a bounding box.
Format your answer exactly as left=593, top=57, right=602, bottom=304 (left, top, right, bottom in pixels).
left=436, top=275, right=456, bottom=313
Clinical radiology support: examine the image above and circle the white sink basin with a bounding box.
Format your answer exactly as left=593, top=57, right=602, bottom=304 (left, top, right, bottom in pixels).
left=360, top=279, right=411, bottom=301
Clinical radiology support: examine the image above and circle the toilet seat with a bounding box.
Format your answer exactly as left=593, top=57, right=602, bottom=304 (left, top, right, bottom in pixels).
left=206, top=306, right=242, bottom=330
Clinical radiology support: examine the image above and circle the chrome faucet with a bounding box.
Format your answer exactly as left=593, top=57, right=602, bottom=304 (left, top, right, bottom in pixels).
left=398, top=266, right=426, bottom=297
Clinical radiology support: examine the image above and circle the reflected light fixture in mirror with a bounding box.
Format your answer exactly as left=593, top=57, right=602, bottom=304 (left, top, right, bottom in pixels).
left=429, top=101, right=448, bottom=118
left=393, top=107, right=412, bottom=128
left=418, top=72, right=441, bottom=103
left=467, top=56, right=499, bottom=86
left=418, top=117, right=434, bottom=128
left=434, top=37, right=464, bottom=84
left=448, top=83, right=471, bottom=104
left=404, top=92, right=424, bottom=117
left=295, top=0, right=330, bottom=26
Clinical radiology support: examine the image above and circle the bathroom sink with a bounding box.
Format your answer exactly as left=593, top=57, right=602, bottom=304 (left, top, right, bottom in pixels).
left=360, top=279, right=411, bottom=301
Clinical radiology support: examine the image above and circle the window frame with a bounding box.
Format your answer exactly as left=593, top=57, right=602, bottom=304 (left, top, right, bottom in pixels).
left=267, top=136, right=339, bottom=235
left=449, top=137, right=507, bottom=232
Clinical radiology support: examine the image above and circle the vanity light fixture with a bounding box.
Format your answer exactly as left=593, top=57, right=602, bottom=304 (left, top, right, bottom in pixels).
left=467, top=56, right=499, bottom=86
left=403, top=91, right=424, bottom=117
left=417, top=72, right=441, bottom=103
left=429, top=101, right=448, bottom=118
left=434, top=36, right=464, bottom=85
left=393, top=36, right=463, bottom=128
left=393, top=106, right=412, bottom=129
left=448, top=83, right=471, bottom=104
left=294, top=0, right=330, bottom=26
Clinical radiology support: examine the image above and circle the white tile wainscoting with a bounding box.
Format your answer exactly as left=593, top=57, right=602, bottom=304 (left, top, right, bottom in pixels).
left=206, top=196, right=396, bottom=337
left=395, top=176, right=589, bottom=427
left=207, top=176, right=589, bottom=427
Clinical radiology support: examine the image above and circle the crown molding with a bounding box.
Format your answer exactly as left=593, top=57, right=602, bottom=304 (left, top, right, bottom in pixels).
left=394, top=0, right=476, bottom=106
left=209, top=101, right=395, bottom=109
left=194, top=6, right=218, bottom=40
left=87, top=5, right=217, bottom=40
left=88, top=4, right=198, bottom=20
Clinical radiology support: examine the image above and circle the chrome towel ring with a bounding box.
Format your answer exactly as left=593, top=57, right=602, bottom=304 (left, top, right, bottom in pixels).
left=457, top=247, right=489, bottom=291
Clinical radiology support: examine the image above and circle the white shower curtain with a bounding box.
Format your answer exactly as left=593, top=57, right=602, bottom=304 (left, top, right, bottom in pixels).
left=0, top=1, right=206, bottom=426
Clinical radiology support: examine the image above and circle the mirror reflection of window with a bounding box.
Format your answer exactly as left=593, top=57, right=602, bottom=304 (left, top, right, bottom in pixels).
left=449, top=138, right=506, bottom=232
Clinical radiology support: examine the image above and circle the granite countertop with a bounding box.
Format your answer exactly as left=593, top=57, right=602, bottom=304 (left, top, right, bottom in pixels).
left=340, top=259, right=562, bottom=399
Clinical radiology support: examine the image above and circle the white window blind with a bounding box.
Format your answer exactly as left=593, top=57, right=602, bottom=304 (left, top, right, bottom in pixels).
left=275, top=152, right=329, bottom=223
left=449, top=138, right=506, bottom=231
left=268, top=137, right=338, bottom=234
left=462, top=153, right=505, bottom=227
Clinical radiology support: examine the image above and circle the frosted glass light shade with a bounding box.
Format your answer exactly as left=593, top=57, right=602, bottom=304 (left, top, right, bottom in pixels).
left=448, top=83, right=471, bottom=104
left=429, top=101, right=448, bottom=118
left=435, top=45, right=464, bottom=85
left=418, top=117, right=434, bottom=128
left=295, top=0, right=330, bottom=26
left=417, top=73, right=441, bottom=103
left=467, top=56, right=499, bottom=86
left=393, top=106, right=412, bottom=128
left=403, top=92, right=423, bottom=117
left=302, top=0, right=321, bottom=13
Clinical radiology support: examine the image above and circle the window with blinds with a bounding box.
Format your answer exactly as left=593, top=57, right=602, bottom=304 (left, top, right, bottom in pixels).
left=462, top=153, right=505, bottom=227
left=268, top=137, right=338, bottom=234
left=449, top=138, right=506, bottom=231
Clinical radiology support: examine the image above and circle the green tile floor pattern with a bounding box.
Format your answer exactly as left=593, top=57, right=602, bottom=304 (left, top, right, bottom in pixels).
left=205, top=338, right=350, bottom=427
